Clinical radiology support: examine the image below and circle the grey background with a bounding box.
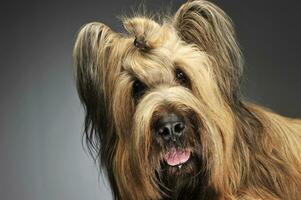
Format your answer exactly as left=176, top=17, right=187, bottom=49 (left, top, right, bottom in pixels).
left=0, top=0, right=300, bottom=200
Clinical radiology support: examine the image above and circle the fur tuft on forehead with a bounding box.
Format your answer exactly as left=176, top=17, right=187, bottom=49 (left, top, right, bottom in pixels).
left=123, top=17, right=172, bottom=50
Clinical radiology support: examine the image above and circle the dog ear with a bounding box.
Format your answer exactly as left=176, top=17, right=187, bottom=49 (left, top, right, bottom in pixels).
left=173, top=0, right=243, bottom=101
left=73, top=22, right=117, bottom=154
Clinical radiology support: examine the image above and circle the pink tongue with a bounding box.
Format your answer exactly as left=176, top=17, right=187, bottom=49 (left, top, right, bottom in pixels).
left=164, top=148, right=191, bottom=166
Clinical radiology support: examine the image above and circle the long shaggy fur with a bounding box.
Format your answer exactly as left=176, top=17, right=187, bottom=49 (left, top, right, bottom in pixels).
left=73, top=0, right=301, bottom=199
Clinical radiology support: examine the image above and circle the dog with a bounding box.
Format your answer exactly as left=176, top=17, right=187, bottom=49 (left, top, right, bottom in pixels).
left=73, top=0, right=301, bottom=199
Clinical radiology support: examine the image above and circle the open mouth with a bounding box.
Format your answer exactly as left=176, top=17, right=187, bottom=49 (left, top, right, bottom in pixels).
left=164, top=147, right=191, bottom=167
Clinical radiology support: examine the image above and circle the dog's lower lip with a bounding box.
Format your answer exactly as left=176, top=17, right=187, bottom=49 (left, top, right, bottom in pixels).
left=164, top=148, right=191, bottom=166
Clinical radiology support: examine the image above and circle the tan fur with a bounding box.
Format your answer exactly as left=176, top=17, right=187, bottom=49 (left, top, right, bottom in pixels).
left=73, top=0, right=301, bottom=199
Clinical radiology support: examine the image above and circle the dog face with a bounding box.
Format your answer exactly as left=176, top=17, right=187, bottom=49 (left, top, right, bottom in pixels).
left=74, top=0, right=243, bottom=199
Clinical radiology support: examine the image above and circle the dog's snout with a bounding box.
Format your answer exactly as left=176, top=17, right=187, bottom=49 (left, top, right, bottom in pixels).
left=156, top=113, right=185, bottom=141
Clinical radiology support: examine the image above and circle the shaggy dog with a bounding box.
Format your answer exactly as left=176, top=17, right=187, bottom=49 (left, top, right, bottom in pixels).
left=73, top=0, right=301, bottom=199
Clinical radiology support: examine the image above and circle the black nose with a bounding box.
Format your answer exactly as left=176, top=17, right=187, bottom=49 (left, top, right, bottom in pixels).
left=155, top=113, right=186, bottom=142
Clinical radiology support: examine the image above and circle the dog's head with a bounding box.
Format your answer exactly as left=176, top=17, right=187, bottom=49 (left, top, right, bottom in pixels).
left=74, top=0, right=242, bottom=199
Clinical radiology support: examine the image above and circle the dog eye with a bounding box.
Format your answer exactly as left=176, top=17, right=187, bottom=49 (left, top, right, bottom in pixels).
left=175, top=69, right=190, bottom=87
left=132, top=79, right=147, bottom=100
